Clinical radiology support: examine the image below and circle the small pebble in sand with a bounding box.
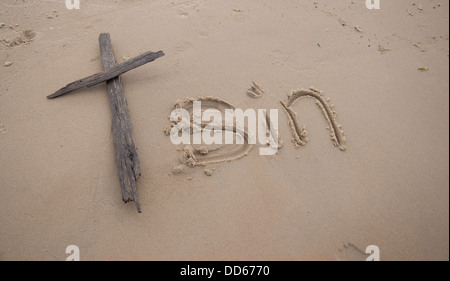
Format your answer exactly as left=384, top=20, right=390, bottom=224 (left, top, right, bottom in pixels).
left=4, top=62, right=13, bottom=67
left=0, top=23, right=5, bottom=28
left=204, top=168, right=213, bottom=176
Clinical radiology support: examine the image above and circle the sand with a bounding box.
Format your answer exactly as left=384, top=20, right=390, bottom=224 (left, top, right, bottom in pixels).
left=0, top=0, right=448, bottom=261
left=246, top=81, right=264, bottom=98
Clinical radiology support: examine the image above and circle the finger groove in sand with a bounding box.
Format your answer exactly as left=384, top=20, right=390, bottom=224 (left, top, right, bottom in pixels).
left=246, top=81, right=264, bottom=98
left=281, top=88, right=346, bottom=150
left=169, top=97, right=254, bottom=166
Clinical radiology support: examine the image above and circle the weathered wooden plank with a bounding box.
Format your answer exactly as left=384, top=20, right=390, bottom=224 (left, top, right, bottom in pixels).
left=47, top=50, right=164, bottom=99
left=99, top=33, right=142, bottom=213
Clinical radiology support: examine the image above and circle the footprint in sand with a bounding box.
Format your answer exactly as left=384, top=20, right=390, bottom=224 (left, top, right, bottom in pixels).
left=0, top=29, right=37, bottom=47
left=335, top=243, right=369, bottom=261
left=174, top=41, right=193, bottom=55
left=0, top=123, right=7, bottom=135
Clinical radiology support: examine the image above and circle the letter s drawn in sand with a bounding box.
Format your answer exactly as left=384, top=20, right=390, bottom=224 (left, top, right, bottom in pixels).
left=166, top=96, right=254, bottom=166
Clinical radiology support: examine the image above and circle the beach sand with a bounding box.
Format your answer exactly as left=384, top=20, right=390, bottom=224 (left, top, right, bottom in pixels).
left=0, top=0, right=448, bottom=260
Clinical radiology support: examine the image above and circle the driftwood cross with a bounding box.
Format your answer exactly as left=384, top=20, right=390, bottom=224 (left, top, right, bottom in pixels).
left=48, top=33, right=165, bottom=213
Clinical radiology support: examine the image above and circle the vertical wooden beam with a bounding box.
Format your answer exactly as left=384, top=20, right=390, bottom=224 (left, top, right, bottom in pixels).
left=99, top=33, right=142, bottom=212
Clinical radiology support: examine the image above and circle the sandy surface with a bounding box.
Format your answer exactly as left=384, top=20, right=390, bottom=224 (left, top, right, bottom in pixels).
left=0, top=0, right=448, bottom=261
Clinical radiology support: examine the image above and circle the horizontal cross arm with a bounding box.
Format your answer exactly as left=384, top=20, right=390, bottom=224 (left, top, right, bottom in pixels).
left=47, top=50, right=164, bottom=99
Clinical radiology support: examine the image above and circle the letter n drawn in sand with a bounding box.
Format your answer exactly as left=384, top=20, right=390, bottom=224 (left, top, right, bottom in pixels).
left=281, top=88, right=346, bottom=151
